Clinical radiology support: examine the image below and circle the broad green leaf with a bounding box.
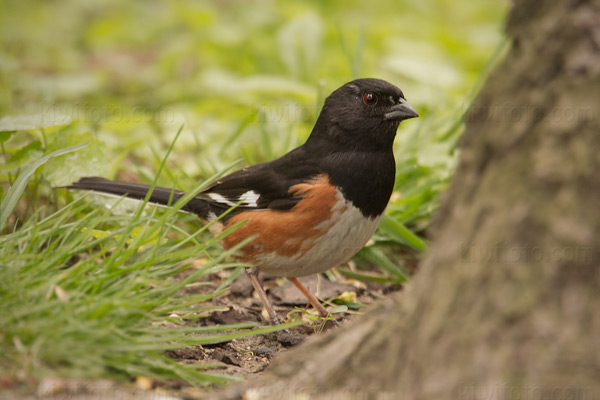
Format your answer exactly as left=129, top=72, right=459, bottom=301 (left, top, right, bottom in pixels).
left=329, top=305, right=349, bottom=314
left=0, top=144, right=87, bottom=230
left=0, top=131, right=16, bottom=143
left=10, top=141, right=44, bottom=163
left=0, top=140, right=44, bottom=174
left=42, top=130, right=109, bottom=187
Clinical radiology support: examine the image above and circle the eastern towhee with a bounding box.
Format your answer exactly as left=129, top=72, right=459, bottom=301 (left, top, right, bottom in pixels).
left=66, top=78, right=418, bottom=324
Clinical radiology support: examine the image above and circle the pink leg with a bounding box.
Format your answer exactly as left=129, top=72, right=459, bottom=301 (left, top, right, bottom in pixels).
left=245, top=269, right=282, bottom=324
left=288, top=277, right=329, bottom=317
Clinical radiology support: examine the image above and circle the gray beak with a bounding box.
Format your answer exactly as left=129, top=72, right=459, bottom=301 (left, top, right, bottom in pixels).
left=384, top=98, right=419, bottom=121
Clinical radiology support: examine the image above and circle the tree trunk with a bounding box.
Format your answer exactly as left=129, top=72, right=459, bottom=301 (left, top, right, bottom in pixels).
left=214, top=0, right=600, bottom=398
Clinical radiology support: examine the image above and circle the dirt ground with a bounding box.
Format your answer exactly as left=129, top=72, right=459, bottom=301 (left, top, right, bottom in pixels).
left=169, top=270, right=402, bottom=379
left=0, top=270, right=403, bottom=400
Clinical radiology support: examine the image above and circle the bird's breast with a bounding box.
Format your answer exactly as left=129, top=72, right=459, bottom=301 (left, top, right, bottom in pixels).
left=218, top=175, right=383, bottom=277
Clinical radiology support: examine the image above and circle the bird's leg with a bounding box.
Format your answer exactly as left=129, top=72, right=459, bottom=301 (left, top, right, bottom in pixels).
left=245, top=268, right=282, bottom=325
left=288, top=277, right=329, bottom=318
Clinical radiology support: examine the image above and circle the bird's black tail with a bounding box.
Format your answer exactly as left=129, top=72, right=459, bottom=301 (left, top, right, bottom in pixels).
left=65, top=177, right=210, bottom=218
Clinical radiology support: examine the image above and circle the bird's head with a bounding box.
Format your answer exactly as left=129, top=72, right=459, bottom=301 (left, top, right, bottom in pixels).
left=308, top=78, right=418, bottom=151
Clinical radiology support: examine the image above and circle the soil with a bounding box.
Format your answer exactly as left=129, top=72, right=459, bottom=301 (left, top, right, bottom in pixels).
left=167, top=270, right=402, bottom=380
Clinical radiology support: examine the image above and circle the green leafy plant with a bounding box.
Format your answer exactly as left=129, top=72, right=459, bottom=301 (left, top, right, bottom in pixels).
left=288, top=305, right=348, bottom=335
left=0, top=144, right=87, bottom=229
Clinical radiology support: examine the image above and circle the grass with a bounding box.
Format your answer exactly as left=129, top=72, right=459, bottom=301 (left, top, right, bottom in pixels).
left=0, top=201, right=301, bottom=383
left=0, top=0, right=507, bottom=389
left=0, top=134, right=301, bottom=384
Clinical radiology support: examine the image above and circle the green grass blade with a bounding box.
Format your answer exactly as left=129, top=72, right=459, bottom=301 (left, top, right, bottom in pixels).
left=358, top=246, right=409, bottom=281
left=379, top=214, right=427, bottom=252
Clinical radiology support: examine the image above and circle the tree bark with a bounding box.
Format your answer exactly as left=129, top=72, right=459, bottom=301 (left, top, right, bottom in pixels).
left=213, top=0, right=600, bottom=398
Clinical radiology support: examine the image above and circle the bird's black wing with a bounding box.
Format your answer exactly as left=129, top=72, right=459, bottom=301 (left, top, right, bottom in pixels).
left=198, top=146, right=322, bottom=215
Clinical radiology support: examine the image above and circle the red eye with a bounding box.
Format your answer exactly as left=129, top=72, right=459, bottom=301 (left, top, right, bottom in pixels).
left=363, top=93, right=377, bottom=106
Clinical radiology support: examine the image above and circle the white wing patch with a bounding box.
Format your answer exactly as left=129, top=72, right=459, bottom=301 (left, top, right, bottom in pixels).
left=239, top=190, right=259, bottom=207
left=207, top=193, right=237, bottom=207
left=207, top=190, right=261, bottom=208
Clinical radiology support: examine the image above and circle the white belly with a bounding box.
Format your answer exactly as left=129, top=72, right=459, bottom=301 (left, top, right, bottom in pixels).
left=255, top=197, right=382, bottom=277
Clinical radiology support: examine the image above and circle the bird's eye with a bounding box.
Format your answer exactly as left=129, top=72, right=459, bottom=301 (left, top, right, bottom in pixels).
left=363, top=93, right=378, bottom=106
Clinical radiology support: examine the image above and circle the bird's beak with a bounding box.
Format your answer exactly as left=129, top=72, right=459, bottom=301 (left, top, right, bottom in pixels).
left=384, top=98, right=419, bottom=121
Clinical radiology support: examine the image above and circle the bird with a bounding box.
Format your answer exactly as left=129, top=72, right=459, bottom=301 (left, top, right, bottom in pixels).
left=66, top=78, right=418, bottom=324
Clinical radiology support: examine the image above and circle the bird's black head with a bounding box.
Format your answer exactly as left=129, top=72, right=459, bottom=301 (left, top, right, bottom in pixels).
left=307, top=78, right=418, bottom=152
